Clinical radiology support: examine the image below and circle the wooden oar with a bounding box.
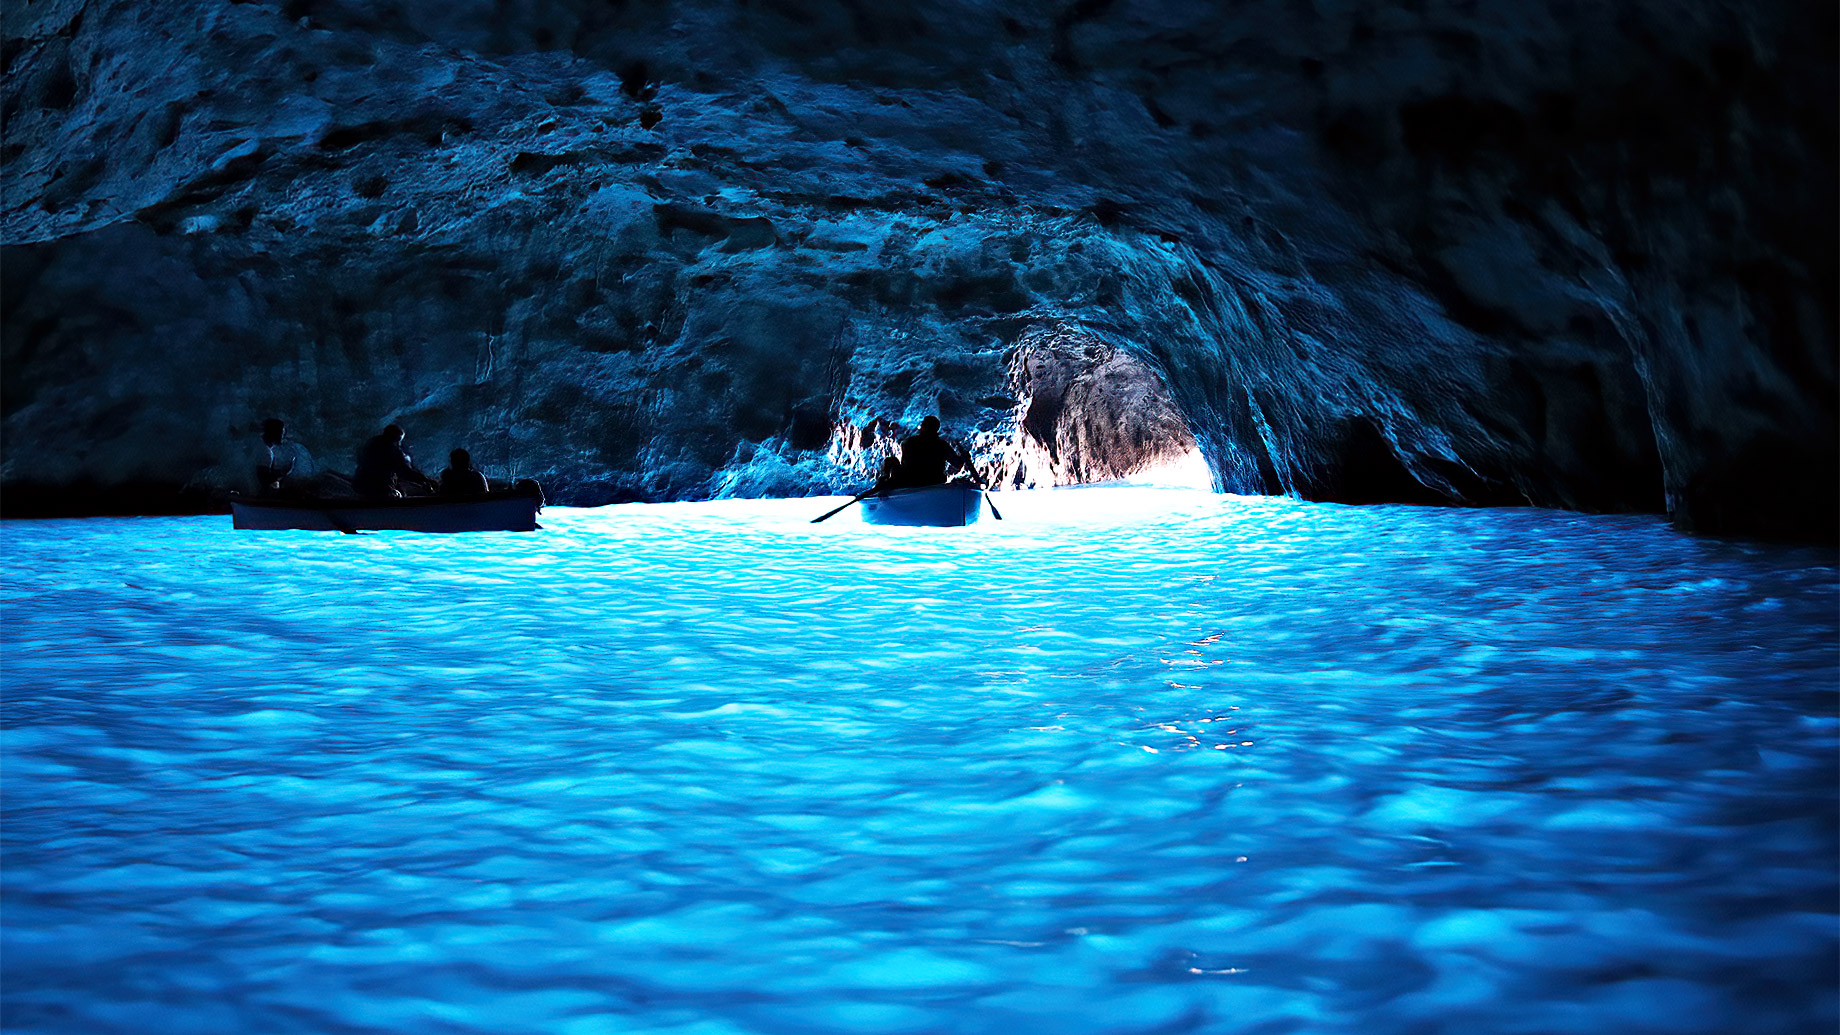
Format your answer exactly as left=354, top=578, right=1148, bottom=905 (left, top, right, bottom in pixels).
left=960, top=470, right=1003, bottom=520
left=811, top=486, right=882, bottom=524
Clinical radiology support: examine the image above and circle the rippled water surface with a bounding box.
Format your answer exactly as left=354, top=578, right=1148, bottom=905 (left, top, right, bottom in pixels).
left=4, top=489, right=1836, bottom=1034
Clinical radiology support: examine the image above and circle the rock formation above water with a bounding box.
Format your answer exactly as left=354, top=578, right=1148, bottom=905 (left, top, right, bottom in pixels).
left=3, top=0, right=1833, bottom=538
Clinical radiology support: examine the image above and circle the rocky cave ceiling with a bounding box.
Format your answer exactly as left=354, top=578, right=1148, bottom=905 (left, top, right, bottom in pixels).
left=1, top=0, right=1833, bottom=539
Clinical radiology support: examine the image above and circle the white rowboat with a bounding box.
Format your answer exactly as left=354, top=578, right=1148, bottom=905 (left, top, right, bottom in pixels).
left=860, top=483, right=984, bottom=527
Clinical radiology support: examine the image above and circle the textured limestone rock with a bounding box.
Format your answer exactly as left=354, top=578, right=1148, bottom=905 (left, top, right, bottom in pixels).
left=1, top=0, right=1832, bottom=538
left=994, top=324, right=1198, bottom=488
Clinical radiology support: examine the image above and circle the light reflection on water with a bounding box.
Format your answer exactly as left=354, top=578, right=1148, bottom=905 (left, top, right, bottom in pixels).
left=2, top=488, right=1835, bottom=1034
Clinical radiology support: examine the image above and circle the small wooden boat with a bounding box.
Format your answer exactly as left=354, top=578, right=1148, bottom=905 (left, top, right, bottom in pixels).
left=230, top=491, right=542, bottom=533
left=860, top=483, right=984, bottom=527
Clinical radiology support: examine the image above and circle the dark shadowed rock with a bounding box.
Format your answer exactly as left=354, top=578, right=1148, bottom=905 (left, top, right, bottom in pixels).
left=1, top=0, right=1832, bottom=538
left=996, top=324, right=1199, bottom=487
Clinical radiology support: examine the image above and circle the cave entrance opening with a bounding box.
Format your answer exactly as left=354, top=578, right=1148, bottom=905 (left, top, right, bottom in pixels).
left=997, top=327, right=1210, bottom=491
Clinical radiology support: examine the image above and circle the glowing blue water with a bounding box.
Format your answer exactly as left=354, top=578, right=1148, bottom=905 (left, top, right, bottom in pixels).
left=3, top=489, right=1835, bottom=1034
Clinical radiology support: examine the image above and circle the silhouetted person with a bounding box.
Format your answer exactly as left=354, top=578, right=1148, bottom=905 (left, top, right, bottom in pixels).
left=353, top=423, right=434, bottom=498
left=439, top=448, right=490, bottom=497
left=879, top=415, right=969, bottom=488
left=255, top=417, right=315, bottom=496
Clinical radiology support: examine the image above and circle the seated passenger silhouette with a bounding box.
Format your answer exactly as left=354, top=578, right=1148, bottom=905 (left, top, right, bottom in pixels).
left=878, top=415, right=969, bottom=489
left=439, top=449, right=490, bottom=497
left=254, top=417, right=315, bottom=496
left=353, top=423, right=434, bottom=498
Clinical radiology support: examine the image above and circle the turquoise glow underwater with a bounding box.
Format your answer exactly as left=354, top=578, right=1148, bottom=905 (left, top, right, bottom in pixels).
left=3, top=489, right=1835, bottom=1034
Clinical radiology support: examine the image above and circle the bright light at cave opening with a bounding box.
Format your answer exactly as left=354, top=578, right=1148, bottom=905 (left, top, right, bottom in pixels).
left=978, top=448, right=1221, bottom=530
left=1114, top=447, right=1215, bottom=490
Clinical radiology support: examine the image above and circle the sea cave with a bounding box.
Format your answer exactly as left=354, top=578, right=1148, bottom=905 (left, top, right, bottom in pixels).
left=2, top=2, right=1835, bottom=1032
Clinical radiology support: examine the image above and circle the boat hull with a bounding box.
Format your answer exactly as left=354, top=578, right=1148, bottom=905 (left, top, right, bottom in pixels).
left=860, top=483, right=984, bottom=527
left=231, top=493, right=542, bottom=533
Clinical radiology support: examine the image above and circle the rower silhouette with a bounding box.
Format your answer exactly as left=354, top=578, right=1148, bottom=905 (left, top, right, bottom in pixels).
left=439, top=448, right=490, bottom=497
left=878, top=415, right=969, bottom=489
left=353, top=424, right=436, bottom=499
left=254, top=417, right=315, bottom=496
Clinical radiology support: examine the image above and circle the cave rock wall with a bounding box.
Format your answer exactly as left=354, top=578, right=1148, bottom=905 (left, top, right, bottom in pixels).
left=2, top=0, right=1832, bottom=537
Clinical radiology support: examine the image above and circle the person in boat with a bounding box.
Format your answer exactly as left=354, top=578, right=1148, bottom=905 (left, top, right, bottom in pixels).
left=352, top=423, right=435, bottom=498
left=878, top=415, right=970, bottom=489
left=254, top=417, right=316, bottom=496
left=438, top=448, right=490, bottom=497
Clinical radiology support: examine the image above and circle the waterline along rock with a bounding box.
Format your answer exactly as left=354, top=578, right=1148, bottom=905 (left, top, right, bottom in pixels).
left=2, top=0, right=1832, bottom=538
